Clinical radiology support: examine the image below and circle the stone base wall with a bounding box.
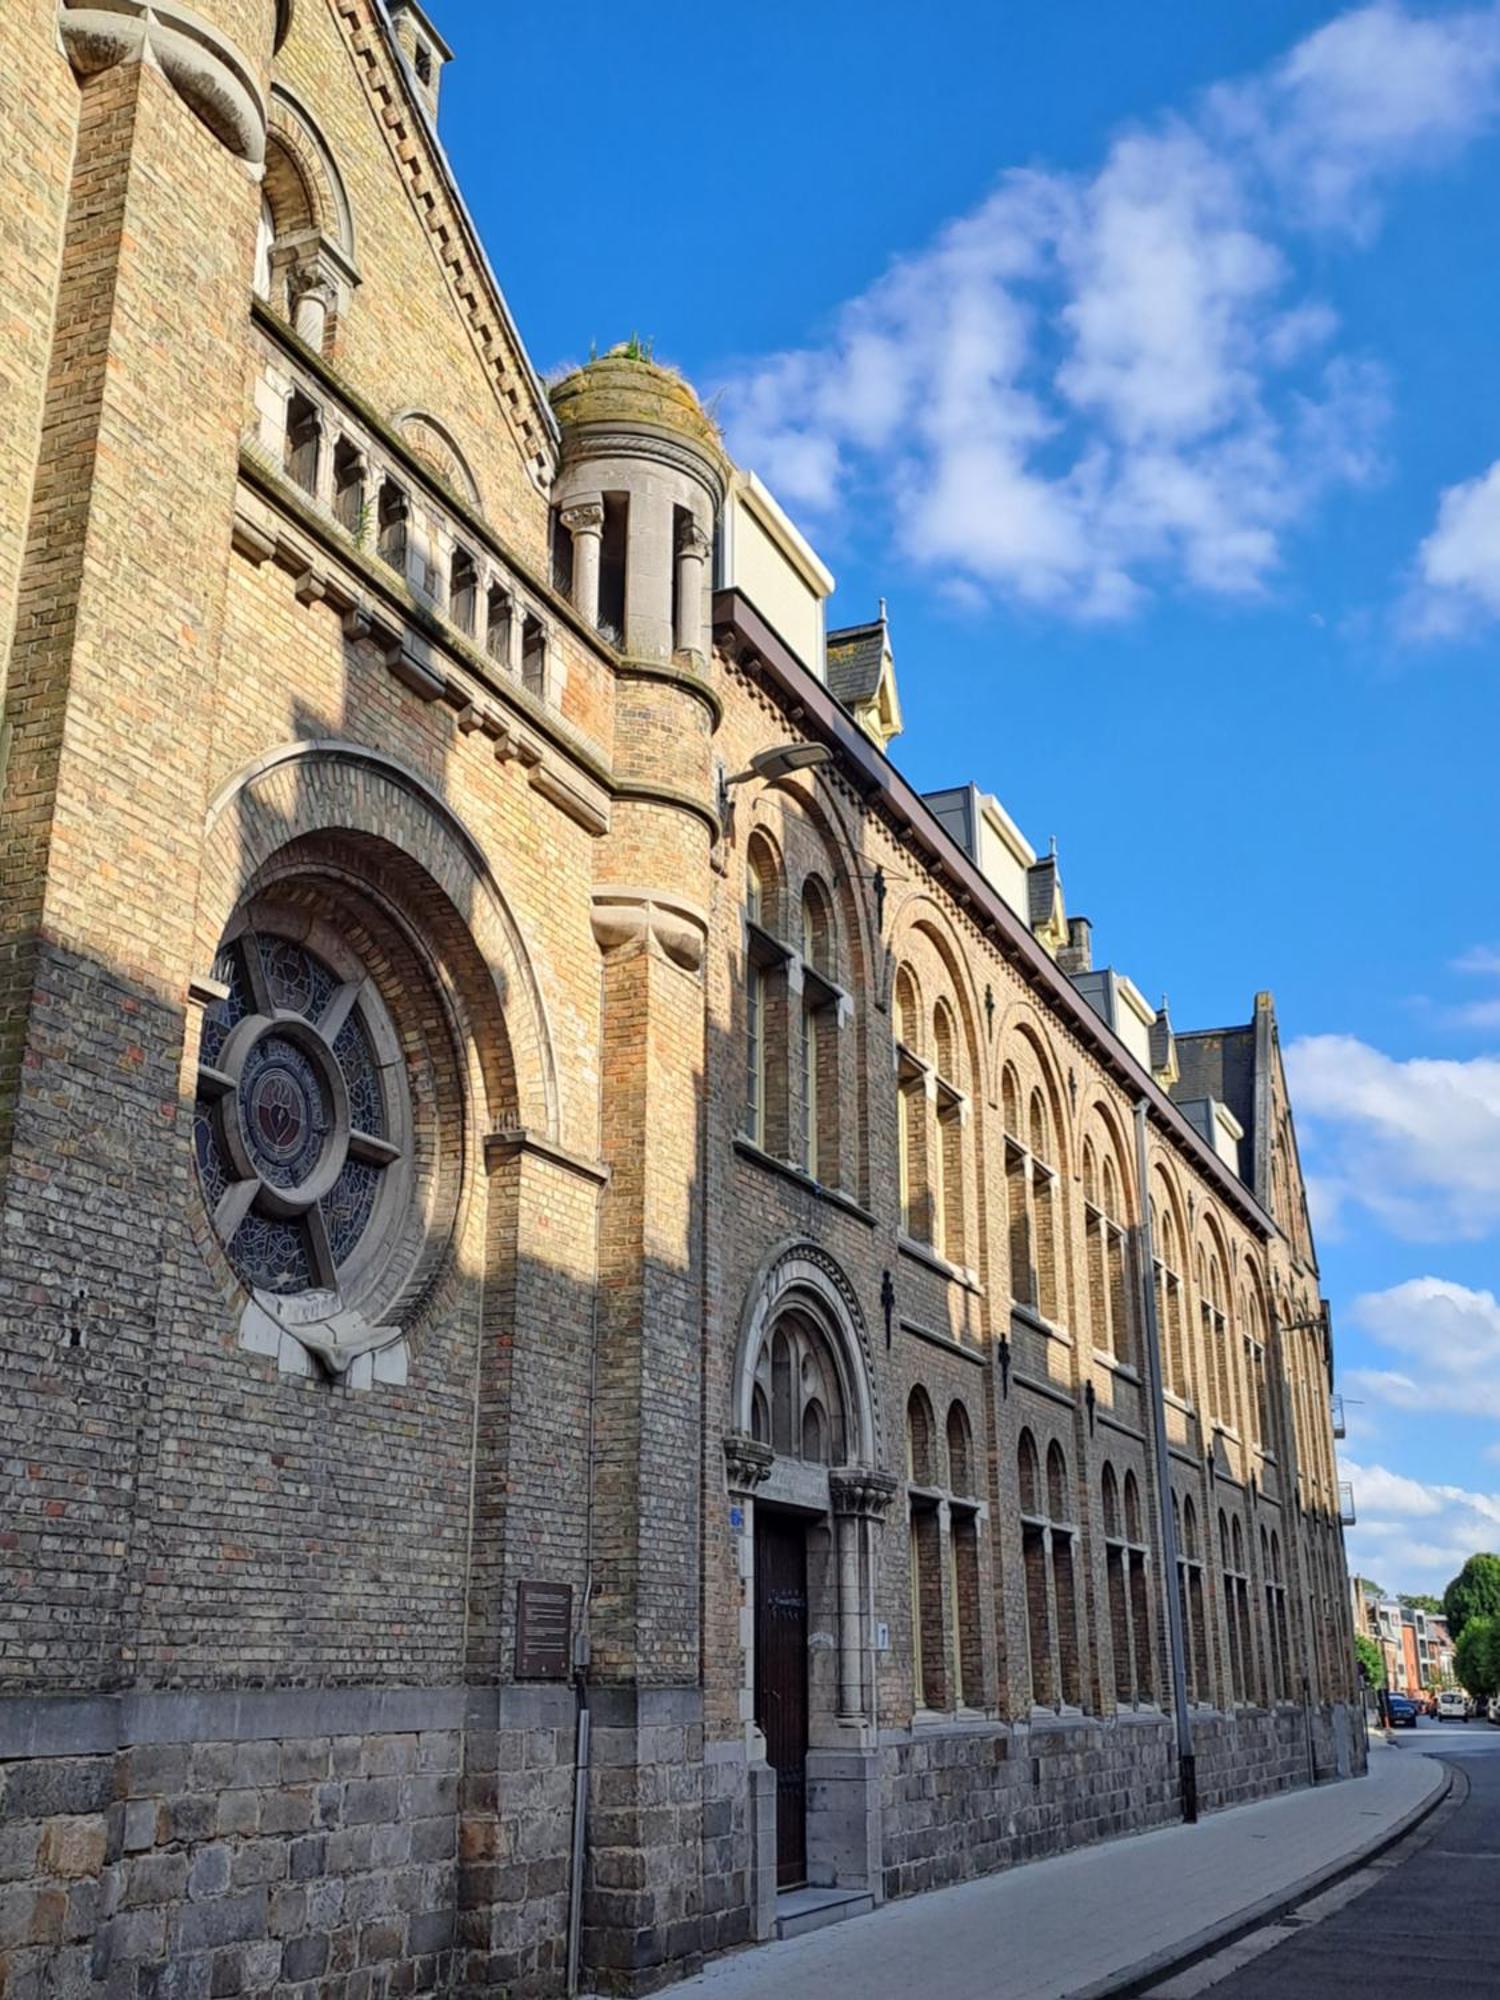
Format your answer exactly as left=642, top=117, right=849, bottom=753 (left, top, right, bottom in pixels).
left=1, top=1697, right=1365, bottom=1997
left=878, top=1700, right=1367, bottom=1903
left=0, top=1688, right=581, bottom=2000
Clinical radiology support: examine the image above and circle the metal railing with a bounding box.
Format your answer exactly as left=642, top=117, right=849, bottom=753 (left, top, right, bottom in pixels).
left=1330, top=1392, right=1346, bottom=1439
left=1339, top=1480, right=1357, bottom=1526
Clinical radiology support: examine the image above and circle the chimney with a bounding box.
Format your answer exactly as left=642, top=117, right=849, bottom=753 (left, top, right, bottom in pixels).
left=388, top=1, right=453, bottom=124
left=1058, top=916, right=1092, bottom=976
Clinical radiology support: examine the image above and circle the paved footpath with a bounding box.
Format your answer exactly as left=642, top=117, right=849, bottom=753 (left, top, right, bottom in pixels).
left=656, top=1740, right=1447, bottom=2000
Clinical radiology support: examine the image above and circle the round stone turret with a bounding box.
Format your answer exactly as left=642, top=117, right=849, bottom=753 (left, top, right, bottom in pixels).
left=549, top=347, right=727, bottom=665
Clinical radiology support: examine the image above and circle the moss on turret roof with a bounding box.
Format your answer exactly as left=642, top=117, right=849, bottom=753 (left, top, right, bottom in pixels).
left=549, top=347, right=726, bottom=463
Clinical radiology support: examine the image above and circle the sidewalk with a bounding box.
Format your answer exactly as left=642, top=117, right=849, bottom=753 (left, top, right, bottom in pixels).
left=659, top=1742, right=1448, bottom=2000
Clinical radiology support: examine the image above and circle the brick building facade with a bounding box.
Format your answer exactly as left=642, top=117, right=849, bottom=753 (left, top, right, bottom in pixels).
left=0, top=3, right=1361, bottom=1994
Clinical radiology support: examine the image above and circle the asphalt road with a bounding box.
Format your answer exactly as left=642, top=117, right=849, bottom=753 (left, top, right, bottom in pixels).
left=1187, top=1719, right=1500, bottom=1997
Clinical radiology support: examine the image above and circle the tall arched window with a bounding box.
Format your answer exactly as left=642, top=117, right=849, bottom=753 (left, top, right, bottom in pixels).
left=1102, top=1464, right=1153, bottom=1707
left=894, top=966, right=929, bottom=1241
left=798, top=880, right=841, bottom=1184
left=1003, top=1071, right=1064, bottom=1323
left=907, top=1389, right=944, bottom=1709
left=1084, top=1137, right=1131, bottom=1365
left=1199, top=1245, right=1234, bottom=1430
left=931, top=1001, right=967, bottom=1268
left=1179, top=1496, right=1209, bottom=1703
left=1219, top=1509, right=1244, bottom=1702
left=947, top=1399, right=982, bottom=1709
left=1153, top=1184, right=1190, bottom=1402
left=744, top=837, right=787, bottom=1154
left=1018, top=1432, right=1082, bottom=1711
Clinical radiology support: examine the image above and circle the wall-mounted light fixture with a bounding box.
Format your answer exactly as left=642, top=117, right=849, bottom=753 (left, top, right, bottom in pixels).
left=718, top=741, right=831, bottom=829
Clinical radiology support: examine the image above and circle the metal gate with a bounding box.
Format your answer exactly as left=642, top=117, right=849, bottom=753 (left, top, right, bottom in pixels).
left=754, top=1511, right=808, bottom=1889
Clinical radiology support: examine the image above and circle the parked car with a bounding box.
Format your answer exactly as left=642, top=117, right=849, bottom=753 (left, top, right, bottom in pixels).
left=1386, top=1692, right=1421, bottom=1728
left=1486, top=1695, right=1500, bottom=1725
left=1437, top=1689, right=1471, bottom=1721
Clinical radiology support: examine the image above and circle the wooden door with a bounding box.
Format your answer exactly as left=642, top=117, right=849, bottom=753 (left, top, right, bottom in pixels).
left=755, top=1511, right=808, bottom=1889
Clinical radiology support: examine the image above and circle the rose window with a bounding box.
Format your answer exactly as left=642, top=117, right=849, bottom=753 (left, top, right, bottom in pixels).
left=193, top=929, right=405, bottom=1298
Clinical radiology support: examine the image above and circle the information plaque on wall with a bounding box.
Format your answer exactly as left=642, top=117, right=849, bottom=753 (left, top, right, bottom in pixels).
left=516, top=1581, right=573, bottom=1680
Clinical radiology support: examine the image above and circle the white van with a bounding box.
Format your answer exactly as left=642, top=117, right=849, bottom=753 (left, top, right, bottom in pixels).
left=1437, top=1689, right=1470, bottom=1721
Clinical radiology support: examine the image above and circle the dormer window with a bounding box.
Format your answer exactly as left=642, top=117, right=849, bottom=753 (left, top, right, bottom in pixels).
left=414, top=40, right=433, bottom=86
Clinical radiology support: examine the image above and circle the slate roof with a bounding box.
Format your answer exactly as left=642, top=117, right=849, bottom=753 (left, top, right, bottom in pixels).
left=826, top=617, right=887, bottom=710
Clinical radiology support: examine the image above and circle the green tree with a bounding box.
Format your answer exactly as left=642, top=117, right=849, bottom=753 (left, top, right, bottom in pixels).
left=1443, top=1553, right=1500, bottom=1637
left=1400, top=1592, right=1442, bottom=1615
left=1353, top=1632, right=1386, bottom=1690
left=1454, top=1616, right=1500, bottom=1701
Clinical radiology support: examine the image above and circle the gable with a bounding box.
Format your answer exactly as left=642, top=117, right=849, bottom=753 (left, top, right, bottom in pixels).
left=269, top=0, right=556, bottom=564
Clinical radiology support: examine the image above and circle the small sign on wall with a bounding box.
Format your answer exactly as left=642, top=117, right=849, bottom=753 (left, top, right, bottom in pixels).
left=516, top=1580, right=573, bottom=1680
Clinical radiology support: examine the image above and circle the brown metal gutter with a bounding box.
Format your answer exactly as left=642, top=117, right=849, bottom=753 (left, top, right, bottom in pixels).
left=714, top=586, right=1278, bottom=1241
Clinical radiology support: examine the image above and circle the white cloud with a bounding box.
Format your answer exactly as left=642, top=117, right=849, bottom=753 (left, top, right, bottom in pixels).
left=1455, top=947, right=1500, bottom=977
left=1405, top=459, right=1500, bottom=634
left=1340, top=1452, right=1500, bottom=1592
left=713, top=3, right=1500, bottom=617
left=1345, top=1276, right=1500, bottom=1420
left=1286, top=1034, right=1500, bottom=1238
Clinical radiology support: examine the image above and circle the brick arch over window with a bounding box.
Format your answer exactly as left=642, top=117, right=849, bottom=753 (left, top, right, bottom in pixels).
left=907, top=1387, right=938, bottom=1485
left=266, top=85, right=357, bottom=262
left=393, top=409, right=484, bottom=513
left=732, top=1240, right=879, bottom=1465
left=201, top=740, right=557, bottom=1142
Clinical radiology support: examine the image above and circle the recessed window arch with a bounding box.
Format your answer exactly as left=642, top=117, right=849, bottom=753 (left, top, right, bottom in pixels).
left=1177, top=1493, right=1209, bottom=1703
left=1017, top=1433, right=1082, bottom=1710
left=906, top=1386, right=937, bottom=1485
left=907, top=1383, right=944, bottom=1709
left=1006, top=1077, right=1062, bottom=1322
left=798, top=876, right=841, bottom=1183
left=749, top=1308, right=848, bottom=1466
left=1152, top=1176, right=1191, bottom=1402
left=931, top=998, right=968, bottom=1267
left=743, top=835, right=784, bottom=1153
left=893, top=963, right=930, bottom=1241
left=945, top=1401, right=974, bottom=1498
left=1083, top=1126, right=1132, bottom=1366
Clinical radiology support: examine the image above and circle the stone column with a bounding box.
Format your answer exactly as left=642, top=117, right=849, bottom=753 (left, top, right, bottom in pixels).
left=562, top=497, right=605, bottom=629
left=674, top=517, right=712, bottom=658
left=830, top=1470, right=899, bottom=1722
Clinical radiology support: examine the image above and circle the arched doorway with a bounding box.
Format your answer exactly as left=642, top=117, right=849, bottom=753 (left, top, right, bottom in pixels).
left=726, top=1246, right=894, bottom=1919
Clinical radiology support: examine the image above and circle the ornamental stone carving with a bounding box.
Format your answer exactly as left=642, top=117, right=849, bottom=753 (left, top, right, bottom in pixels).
left=59, top=0, right=269, bottom=165
left=830, top=1468, right=899, bottom=1521
left=723, top=1432, right=774, bottom=1494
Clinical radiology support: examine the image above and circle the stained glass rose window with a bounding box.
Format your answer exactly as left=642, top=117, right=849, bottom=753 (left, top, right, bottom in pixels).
left=194, top=929, right=405, bottom=1299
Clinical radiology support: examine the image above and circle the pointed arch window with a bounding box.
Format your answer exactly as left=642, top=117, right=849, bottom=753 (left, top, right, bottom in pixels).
left=931, top=1001, right=968, bottom=1268
left=1176, top=1495, right=1210, bottom=1703
left=893, top=966, right=930, bottom=1241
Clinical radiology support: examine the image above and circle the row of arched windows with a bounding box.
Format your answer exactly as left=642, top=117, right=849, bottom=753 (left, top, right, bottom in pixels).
left=906, top=1390, right=983, bottom=1712
left=745, top=836, right=846, bottom=1188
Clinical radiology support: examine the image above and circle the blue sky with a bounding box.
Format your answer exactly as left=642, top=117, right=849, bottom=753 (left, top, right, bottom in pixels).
left=437, top=1, right=1500, bottom=1592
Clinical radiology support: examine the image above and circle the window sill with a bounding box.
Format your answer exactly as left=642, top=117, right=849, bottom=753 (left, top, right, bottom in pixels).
left=732, top=1135, right=876, bottom=1226
left=898, top=1233, right=982, bottom=1294
left=1011, top=1301, right=1070, bottom=1346
left=1092, top=1347, right=1140, bottom=1384
left=1163, top=1389, right=1198, bottom=1418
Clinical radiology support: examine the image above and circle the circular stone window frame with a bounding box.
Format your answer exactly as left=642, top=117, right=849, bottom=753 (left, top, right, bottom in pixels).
left=195, top=902, right=430, bottom=1382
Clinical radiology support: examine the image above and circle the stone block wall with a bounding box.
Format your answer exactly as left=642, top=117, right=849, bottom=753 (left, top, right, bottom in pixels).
left=0, top=1691, right=598, bottom=2000
left=878, top=1702, right=1366, bottom=1904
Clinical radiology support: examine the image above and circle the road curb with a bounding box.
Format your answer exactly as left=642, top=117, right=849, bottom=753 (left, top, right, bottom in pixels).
left=1066, top=1752, right=1456, bottom=2000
